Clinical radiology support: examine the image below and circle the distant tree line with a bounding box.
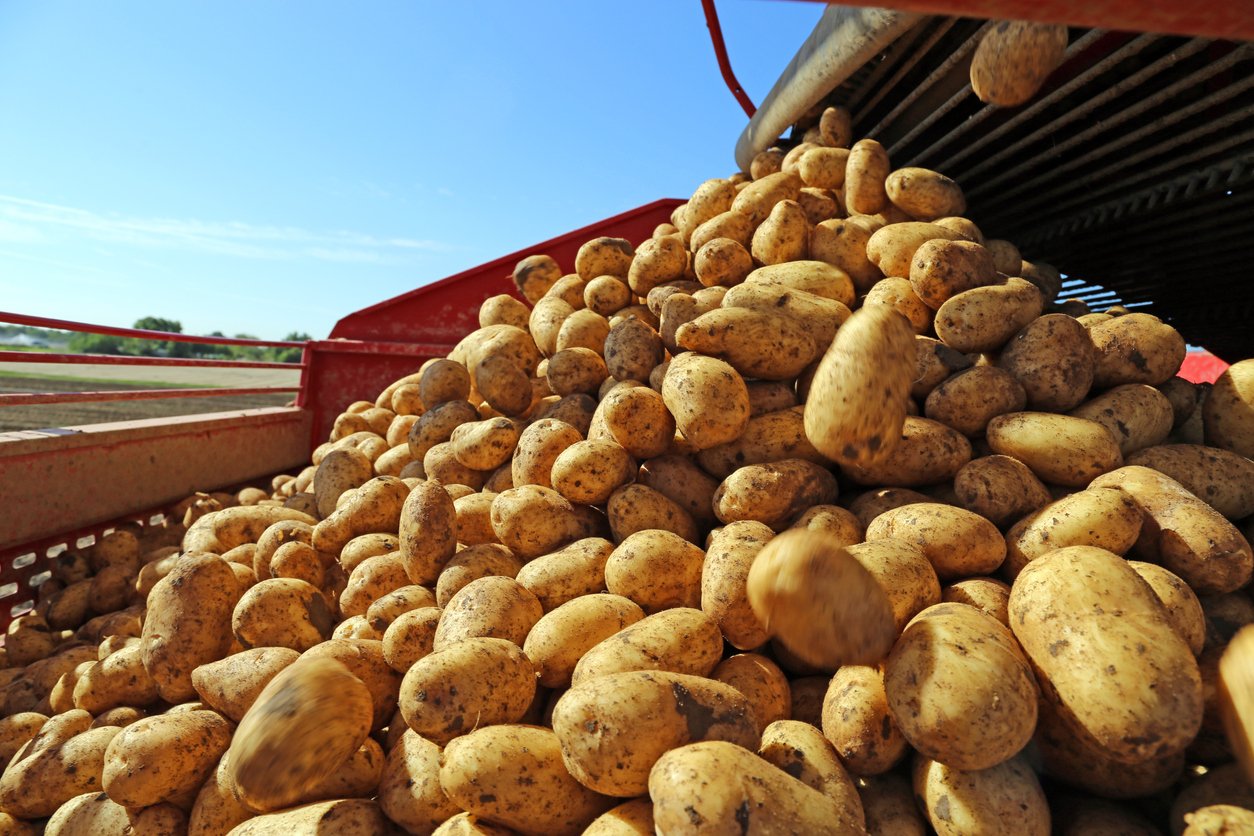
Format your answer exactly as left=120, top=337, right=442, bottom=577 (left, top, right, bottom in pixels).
left=62, top=317, right=311, bottom=364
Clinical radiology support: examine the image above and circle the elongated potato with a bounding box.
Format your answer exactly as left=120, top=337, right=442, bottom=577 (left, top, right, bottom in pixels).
left=1070, top=384, right=1174, bottom=457
left=102, top=710, right=232, bottom=808
left=1129, top=561, right=1205, bottom=656
left=649, top=741, right=864, bottom=835
left=1127, top=443, right=1254, bottom=520
left=0, top=725, right=121, bottom=818
left=515, top=537, right=615, bottom=612
left=987, top=412, right=1122, bottom=487
left=924, top=367, right=1027, bottom=438
left=571, top=607, right=723, bottom=685
left=524, top=594, right=644, bottom=688
left=192, top=650, right=301, bottom=724
left=1003, top=486, right=1142, bottom=579
left=603, top=530, right=704, bottom=612
left=490, top=485, right=604, bottom=560
left=440, top=725, right=615, bottom=835
left=714, top=459, right=838, bottom=531
left=866, top=503, right=1005, bottom=580
left=822, top=665, right=907, bottom=776
left=47, top=792, right=187, bottom=836
left=1090, top=313, right=1186, bottom=388
left=885, top=603, right=1037, bottom=770
left=1010, top=546, right=1203, bottom=763
left=913, top=754, right=1049, bottom=836
left=221, top=799, right=390, bottom=835
left=933, top=277, right=1043, bottom=354
left=605, top=483, right=699, bottom=545
left=593, top=386, right=675, bottom=459
left=551, top=671, right=757, bottom=797
left=909, top=238, right=995, bottom=309
left=700, top=521, right=774, bottom=650
left=998, top=314, right=1095, bottom=411
left=377, top=730, right=461, bottom=836
left=759, top=721, right=865, bottom=824
left=432, top=575, right=542, bottom=650
left=842, top=416, right=972, bottom=487
left=232, top=578, right=334, bottom=652
left=866, top=222, right=961, bottom=278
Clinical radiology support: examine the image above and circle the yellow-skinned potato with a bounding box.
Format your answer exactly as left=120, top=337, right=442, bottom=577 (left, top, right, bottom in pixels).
left=842, top=416, right=973, bottom=487
left=798, top=186, right=840, bottom=224
left=913, top=754, right=1050, bottom=836
left=314, top=447, right=373, bottom=519
left=679, top=179, right=737, bottom=244
left=434, top=544, right=520, bottom=608
left=913, top=335, right=973, bottom=400
left=546, top=347, right=608, bottom=397
left=818, top=105, right=852, bottom=148
left=998, top=313, right=1095, bottom=411
left=1204, top=359, right=1254, bottom=458
left=690, top=210, right=754, bottom=253
left=986, top=412, right=1122, bottom=487
left=810, top=216, right=884, bottom=292
left=1090, top=466, right=1254, bottom=595
left=227, top=656, right=373, bottom=813
left=750, top=148, right=785, bottom=180
left=677, top=307, right=817, bottom=381
left=798, top=146, right=850, bottom=189
left=649, top=740, right=862, bottom=835
left=726, top=279, right=853, bottom=344
left=593, top=386, right=675, bottom=459
left=515, top=537, right=614, bottom=612
left=512, top=418, right=583, bottom=490
left=867, top=503, right=1005, bottom=580
left=791, top=503, right=862, bottom=544
left=398, top=479, right=457, bottom=585
left=700, top=520, right=774, bottom=650
left=941, top=577, right=1011, bottom=626
left=513, top=254, right=561, bottom=305
left=953, top=454, right=1051, bottom=527
left=845, top=138, right=890, bottom=215
left=626, top=234, right=686, bottom=296
left=575, top=237, right=634, bottom=283
left=0, top=725, right=121, bottom=818
left=530, top=296, right=575, bottom=357
left=46, top=792, right=187, bottom=836
left=418, top=359, right=470, bottom=409
left=181, top=505, right=316, bottom=555
left=552, top=671, right=757, bottom=797
left=454, top=491, right=499, bottom=546
left=73, top=643, right=159, bottom=714
left=1129, top=561, right=1205, bottom=656
left=583, top=798, right=654, bottom=835
left=142, top=553, right=241, bottom=703
left=478, top=293, right=530, bottom=331
left=759, top=721, right=865, bottom=821
left=865, top=221, right=961, bottom=278
left=550, top=439, right=635, bottom=505
left=571, top=607, right=722, bottom=685
left=1010, top=546, right=1203, bottom=763
left=803, top=305, right=915, bottom=469
left=636, top=455, right=721, bottom=528
left=711, top=653, right=790, bottom=736
left=970, top=20, right=1068, bottom=106
left=751, top=199, right=810, bottom=265
left=885, top=167, right=965, bottom=220
left=909, top=238, right=995, bottom=309
left=381, top=606, right=441, bottom=673
left=440, top=725, right=615, bottom=835
left=524, top=594, right=644, bottom=689
left=747, top=529, right=896, bottom=669
left=1090, top=312, right=1186, bottom=388
left=1070, top=384, right=1174, bottom=457
left=885, top=603, right=1037, bottom=770
left=730, top=170, right=801, bottom=226
left=220, top=799, right=390, bottom=835
left=661, top=352, right=750, bottom=451
left=602, top=318, right=664, bottom=383
left=312, top=475, right=410, bottom=556
left=933, top=276, right=1043, bottom=354
left=846, top=538, right=940, bottom=633
left=822, top=665, right=908, bottom=776
left=233, top=578, right=334, bottom=652
left=1004, top=487, right=1141, bottom=579
left=268, top=540, right=324, bottom=586
left=555, top=308, right=610, bottom=355
left=0, top=713, right=46, bottom=772
left=1127, top=443, right=1254, bottom=520
left=191, top=646, right=300, bottom=723
left=694, top=237, right=754, bottom=288
left=424, top=440, right=489, bottom=489
left=924, top=366, right=1027, bottom=437
left=409, top=399, right=480, bottom=462
left=101, top=710, right=231, bottom=808
left=490, top=484, right=603, bottom=559
left=377, top=730, right=461, bottom=835
left=398, top=637, right=535, bottom=745
left=713, top=459, right=838, bottom=531
left=696, top=408, right=824, bottom=481
left=604, top=529, right=705, bottom=612
left=584, top=275, right=632, bottom=316
left=450, top=417, right=522, bottom=471
left=339, top=553, right=410, bottom=618
left=432, top=575, right=542, bottom=650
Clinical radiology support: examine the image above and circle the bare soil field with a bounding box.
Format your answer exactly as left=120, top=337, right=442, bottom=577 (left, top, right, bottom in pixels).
left=0, top=364, right=301, bottom=432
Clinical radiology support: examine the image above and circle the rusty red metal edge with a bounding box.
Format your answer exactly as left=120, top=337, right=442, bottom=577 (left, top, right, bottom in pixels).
left=0, top=311, right=305, bottom=348
left=0, top=387, right=299, bottom=406
left=0, top=350, right=302, bottom=370
left=702, top=0, right=757, bottom=118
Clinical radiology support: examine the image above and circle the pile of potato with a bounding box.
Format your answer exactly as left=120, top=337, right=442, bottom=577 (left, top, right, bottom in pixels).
left=4, top=103, right=1254, bottom=836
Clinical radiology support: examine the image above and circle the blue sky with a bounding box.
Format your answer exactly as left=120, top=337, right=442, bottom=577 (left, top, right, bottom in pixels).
left=0, top=1, right=823, bottom=340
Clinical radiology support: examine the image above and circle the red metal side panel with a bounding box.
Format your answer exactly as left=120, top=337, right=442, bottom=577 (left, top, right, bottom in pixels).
left=329, top=199, right=683, bottom=343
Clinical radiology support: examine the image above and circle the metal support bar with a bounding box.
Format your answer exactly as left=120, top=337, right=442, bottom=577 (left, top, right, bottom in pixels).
left=702, top=0, right=756, bottom=118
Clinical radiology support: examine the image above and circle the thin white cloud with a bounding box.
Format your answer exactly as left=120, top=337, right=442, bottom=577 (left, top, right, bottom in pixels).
left=0, top=194, right=447, bottom=263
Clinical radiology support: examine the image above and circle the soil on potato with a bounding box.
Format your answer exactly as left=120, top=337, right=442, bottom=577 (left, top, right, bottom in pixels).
left=0, top=375, right=295, bottom=432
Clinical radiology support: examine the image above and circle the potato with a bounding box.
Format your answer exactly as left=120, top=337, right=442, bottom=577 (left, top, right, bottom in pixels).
left=699, top=521, right=773, bottom=650
left=866, top=503, right=1004, bottom=580
left=865, top=221, right=961, bottom=279
left=182, top=505, right=315, bottom=555
left=583, top=275, right=631, bottom=317
left=313, top=475, right=410, bottom=556
left=601, top=319, right=663, bottom=384
left=220, top=799, right=390, bottom=835
left=382, top=607, right=441, bottom=673
left=908, top=238, right=994, bottom=310
left=626, top=458, right=713, bottom=531
left=1128, top=443, right=1254, bottom=520
left=924, top=367, right=1027, bottom=437
left=1070, top=384, right=1175, bottom=457
left=627, top=234, right=686, bottom=296
left=661, top=353, right=750, bottom=451
left=340, top=553, right=410, bottom=618
left=523, top=594, right=644, bottom=689
left=1204, top=360, right=1254, bottom=458
left=912, top=336, right=973, bottom=401
left=796, top=187, right=840, bottom=224
left=398, top=637, right=534, bottom=744
left=0, top=713, right=45, bottom=772
left=649, top=740, right=862, bottom=834
left=432, top=575, right=542, bottom=650
left=934, top=277, right=1043, bottom=354
left=592, top=386, right=674, bottom=459
left=693, top=237, right=753, bottom=288
left=454, top=491, right=501, bottom=548
left=490, top=485, right=603, bottom=559
left=548, top=439, right=634, bottom=506
left=1125, top=561, right=1205, bottom=658
left=433, top=545, right=518, bottom=608
left=842, top=416, right=973, bottom=487
left=747, top=529, right=896, bottom=669
left=555, top=308, right=610, bottom=357
left=574, top=237, right=633, bottom=283
left=1090, top=312, right=1186, bottom=388
left=758, top=721, right=864, bottom=821
left=885, top=603, right=1037, bottom=770
left=601, top=528, right=703, bottom=612
left=953, top=454, right=1051, bottom=527
left=730, top=170, right=801, bottom=226
left=313, top=447, right=373, bottom=520
left=862, top=277, right=929, bottom=334
left=101, top=710, right=231, bottom=808
left=885, top=167, right=965, bottom=220
left=398, top=480, right=457, bottom=586
left=705, top=654, right=789, bottom=737
left=232, top=578, right=333, bottom=652
left=803, top=305, right=915, bottom=468
left=997, top=313, right=1095, bottom=411
left=680, top=179, right=738, bottom=242
left=515, top=537, right=614, bottom=611
left=342, top=531, right=401, bottom=572
left=1090, top=466, right=1254, bottom=595
left=986, top=412, right=1122, bottom=487
left=571, top=607, right=722, bottom=685
left=691, top=210, right=754, bottom=255
left=583, top=798, right=654, bottom=835
left=0, top=725, right=121, bottom=818
left=512, top=254, right=561, bottom=304
left=843, top=138, right=890, bottom=215
left=1170, top=763, right=1254, bottom=835
left=267, top=540, right=324, bottom=586
left=227, top=656, right=373, bottom=812
left=71, top=643, right=158, bottom=714
left=1036, top=705, right=1185, bottom=799
left=693, top=410, right=821, bottom=483
left=449, top=417, right=521, bottom=472
left=545, top=348, right=607, bottom=398
left=751, top=199, right=810, bottom=265
left=726, top=281, right=853, bottom=345
left=712, top=459, right=838, bottom=531
left=376, top=730, right=460, bottom=835
left=798, top=147, right=850, bottom=189
left=913, top=754, right=1049, bottom=836
left=821, top=665, right=907, bottom=776
left=677, top=308, right=816, bottom=381
left=856, top=773, right=926, bottom=835
left=846, top=538, right=940, bottom=633
left=1010, top=546, right=1203, bottom=762
left=552, top=671, right=757, bottom=796
left=1003, top=487, right=1141, bottom=579
left=142, top=554, right=241, bottom=703
left=191, top=647, right=300, bottom=723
